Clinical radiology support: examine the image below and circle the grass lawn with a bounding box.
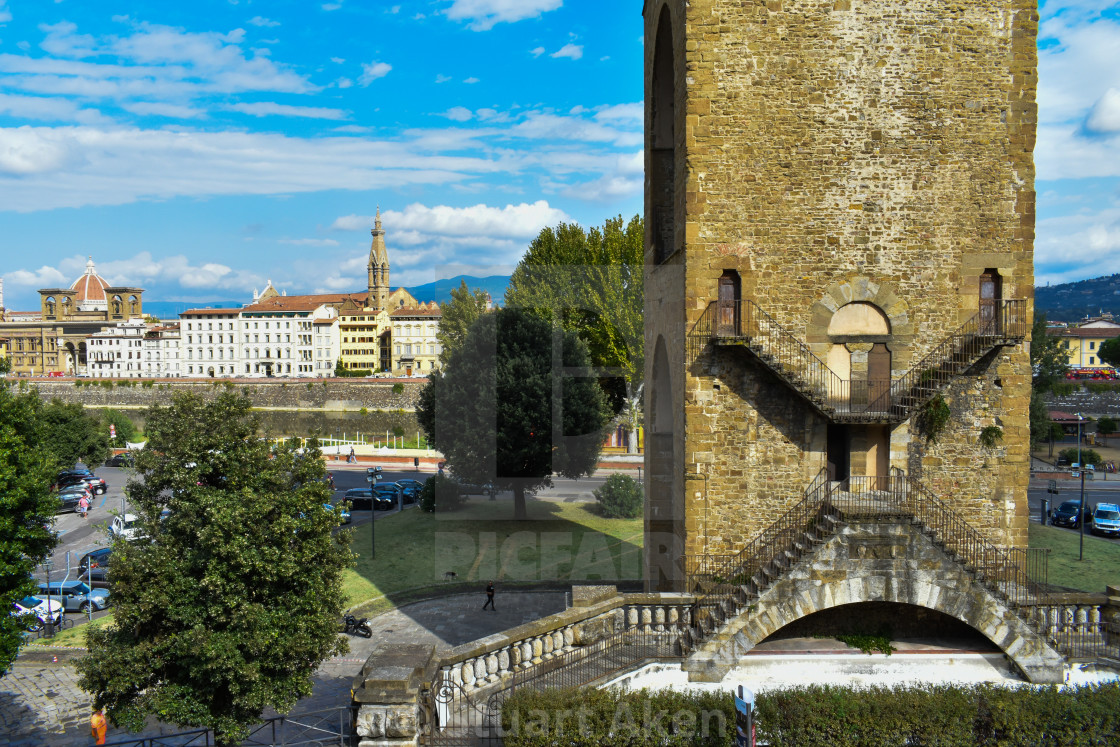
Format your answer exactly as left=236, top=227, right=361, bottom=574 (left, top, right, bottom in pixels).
left=1030, top=522, right=1120, bottom=592
left=31, top=612, right=115, bottom=649
left=346, top=497, right=643, bottom=614
left=37, top=497, right=644, bottom=644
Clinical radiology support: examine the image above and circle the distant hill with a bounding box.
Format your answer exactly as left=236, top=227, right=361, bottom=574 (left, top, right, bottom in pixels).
left=140, top=276, right=510, bottom=321
left=1036, top=275, right=1120, bottom=323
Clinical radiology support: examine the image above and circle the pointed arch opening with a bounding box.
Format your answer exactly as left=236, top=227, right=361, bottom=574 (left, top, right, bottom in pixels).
left=650, top=6, right=677, bottom=264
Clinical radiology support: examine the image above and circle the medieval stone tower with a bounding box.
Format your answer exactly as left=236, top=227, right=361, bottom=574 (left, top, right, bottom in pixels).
left=368, top=207, right=390, bottom=313
left=643, top=0, right=1038, bottom=592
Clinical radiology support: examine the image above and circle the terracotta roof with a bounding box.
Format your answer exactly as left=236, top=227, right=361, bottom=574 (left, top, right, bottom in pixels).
left=179, top=308, right=243, bottom=317
left=1049, top=411, right=1088, bottom=423
left=1057, top=327, right=1120, bottom=339
left=241, top=294, right=347, bottom=314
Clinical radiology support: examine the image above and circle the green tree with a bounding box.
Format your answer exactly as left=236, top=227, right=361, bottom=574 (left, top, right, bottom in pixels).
left=505, top=215, right=644, bottom=410
left=77, top=392, right=353, bottom=745
left=1029, top=390, right=1056, bottom=451
left=1059, top=447, right=1102, bottom=467
left=418, top=308, right=609, bottom=520
left=437, top=280, right=491, bottom=365
left=99, top=408, right=138, bottom=446
left=1098, top=416, right=1117, bottom=445
left=0, top=356, right=11, bottom=375
left=0, top=387, right=60, bottom=672
left=39, top=400, right=110, bottom=468
left=594, top=473, right=643, bottom=518
left=1031, top=313, right=1069, bottom=393
left=1099, top=338, right=1120, bottom=367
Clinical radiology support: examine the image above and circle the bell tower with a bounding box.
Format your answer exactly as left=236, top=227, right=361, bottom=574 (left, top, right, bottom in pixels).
left=643, top=0, right=1038, bottom=591
left=367, top=207, right=390, bottom=312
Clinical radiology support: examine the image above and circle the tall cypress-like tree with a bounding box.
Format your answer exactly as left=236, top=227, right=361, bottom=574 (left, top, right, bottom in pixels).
left=77, top=392, right=353, bottom=745
left=418, top=308, right=609, bottom=520
left=0, top=387, right=60, bottom=672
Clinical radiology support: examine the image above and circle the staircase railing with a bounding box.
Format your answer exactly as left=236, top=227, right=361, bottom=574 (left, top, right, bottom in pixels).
left=688, top=298, right=1027, bottom=422
left=888, top=299, right=1028, bottom=419
left=682, top=470, right=1051, bottom=654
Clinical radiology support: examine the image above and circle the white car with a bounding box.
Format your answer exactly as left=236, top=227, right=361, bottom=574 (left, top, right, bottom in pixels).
left=11, top=595, right=63, bottom=631
left=110, top=513, right=145, bottom=541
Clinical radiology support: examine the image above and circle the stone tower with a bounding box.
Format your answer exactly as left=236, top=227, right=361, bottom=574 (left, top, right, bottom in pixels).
left=367, top=207, right=390, bottom=312
left=643, top=0, right=1038, bottom=591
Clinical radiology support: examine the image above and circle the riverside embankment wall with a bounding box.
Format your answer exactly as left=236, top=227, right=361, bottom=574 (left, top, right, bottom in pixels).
left=16, top=379, right=424, bottom=412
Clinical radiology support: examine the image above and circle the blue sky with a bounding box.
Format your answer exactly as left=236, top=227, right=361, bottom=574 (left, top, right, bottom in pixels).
left=0, top=0, right=1117, bottom=311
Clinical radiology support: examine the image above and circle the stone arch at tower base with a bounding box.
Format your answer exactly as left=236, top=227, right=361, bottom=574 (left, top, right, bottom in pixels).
left=683, top=520, right=1067, bottom=684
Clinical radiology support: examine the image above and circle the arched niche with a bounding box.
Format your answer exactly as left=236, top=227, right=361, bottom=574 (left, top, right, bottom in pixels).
left=649, top=6, right=677, bottom=263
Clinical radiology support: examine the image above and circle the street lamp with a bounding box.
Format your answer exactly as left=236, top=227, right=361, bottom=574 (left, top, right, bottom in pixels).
left=1078, top=412, right=1086, bottom=562
left=43, top=558, right=54, bottom=638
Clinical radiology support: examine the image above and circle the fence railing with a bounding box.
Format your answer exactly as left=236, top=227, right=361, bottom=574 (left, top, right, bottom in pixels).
left=682, top=471, right=1051, bottom=654
left=508, top=629, right=682, bottom=693
left=688, top=299, right=1027, bottom=423
left=102, top=706, right=356, bottom=747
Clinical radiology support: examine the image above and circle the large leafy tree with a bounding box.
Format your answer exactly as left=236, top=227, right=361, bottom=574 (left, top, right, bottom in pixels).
left=437, top=280, right=491, bottom=365
left=77, top=392, right=353, bottom=745
left=504, top=215, right=644, bottom=411
left=1031, top=313, right=1069, bottom=392
left=0, top=387, right=59, bottom=672
left=1099, top=337, right=1120, bottom=368
left=418, top=308, right=609, bottom=520
left=40, top=399, right=110, bottom=468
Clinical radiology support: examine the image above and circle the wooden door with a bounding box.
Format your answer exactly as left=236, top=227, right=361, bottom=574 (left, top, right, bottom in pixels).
left=979, top=271, right=1002, bottom=334
left=868, top=343, right=891, bottom=412
left=717, top=272, right=740, bottom=336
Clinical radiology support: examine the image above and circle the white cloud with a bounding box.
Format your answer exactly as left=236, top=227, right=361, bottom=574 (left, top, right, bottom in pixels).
left=330, top=56, right=345, bottom=64
left=550, top=43, right=582, bottom=61
left=358, top=61, right=391, bottom=86
left=512, top=111, right=640, bottom=147
left=446, top=0, right=562, bottom=31
left=1037, top=206, right=1120, bottom=286
left=335, top=77, right=353, bottom=89
left=530, top=46, right=545, bottom=57
left=322, top=3, right=342, bottom=10
left=3, top=265, right=69, bottom=290
left=225, top=101, right=349, bottom=120
left=0, top=92, right=107, bottom=123
left=0, top=0, right=11, bottom=23
left=443, top=106, right=473, bottom=122
left=122, top=101, right=205, bottom=118
left=249, top=16, right=280, bottom=27
left=594, top=102, right=642, bottom=123
left=435, top=74, right=451, bottom=83
left=463, top=77, right=479, bottom=84
left=1087, top=88, right=1120, bottom=133
left=333, top=200, right=569, bottom=239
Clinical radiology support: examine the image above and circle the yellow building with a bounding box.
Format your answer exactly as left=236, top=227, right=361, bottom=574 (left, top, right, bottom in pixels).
left=1057, top=316, right=1120, bottom=371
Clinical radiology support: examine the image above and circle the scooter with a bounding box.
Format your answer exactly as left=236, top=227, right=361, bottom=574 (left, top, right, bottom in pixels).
left=343, top=610, right=372, bottom=638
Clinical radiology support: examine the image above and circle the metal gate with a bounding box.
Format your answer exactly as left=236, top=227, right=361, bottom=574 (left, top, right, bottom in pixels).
left=419, top=678, right=505, bottom=746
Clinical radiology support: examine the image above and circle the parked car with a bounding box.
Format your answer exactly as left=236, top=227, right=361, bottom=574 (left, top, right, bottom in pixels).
left=105, top=452, right=135, bottom=467
left=79, top=548, right=112, bottom=587
left=396, top=479, right=425, bottom=497
left=54, top=488, right=87, bottom=514
left=110, top=513, right=145, bottom=541
left=35, top=580, right=111, bottom=613
left=344, top=488, right=374, bottom=511
left=11, top=596, right=63, bottom=630
left=1052, top=500, right=1089, bottom=529
left=1092, top=503, right=1120, bottom=538
left=374, top=484, right=402, bottom=509
left=324, top=503, right=351, bottom=525
left=55, top=471, right=107, bottom=495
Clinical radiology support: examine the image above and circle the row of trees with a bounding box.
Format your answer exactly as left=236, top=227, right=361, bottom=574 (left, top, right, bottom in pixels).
left=419, top=215, right=643, bottom=519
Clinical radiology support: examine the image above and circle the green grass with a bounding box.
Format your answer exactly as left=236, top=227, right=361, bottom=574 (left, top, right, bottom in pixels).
left=346, top=497, right=643, bottom=614
left=32, top=613, right=115, bottom=648
left=1030, top=522, right=1120, bottom=592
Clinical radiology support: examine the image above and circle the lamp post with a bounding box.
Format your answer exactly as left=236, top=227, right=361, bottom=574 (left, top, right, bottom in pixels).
left=1079, top=412, right=1086, bottom=561
left=43, top=558, right=54, bottom=638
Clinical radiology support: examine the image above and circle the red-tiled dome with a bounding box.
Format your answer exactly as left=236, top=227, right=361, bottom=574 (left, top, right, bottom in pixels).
left=70, top=257, right=110, bottom=307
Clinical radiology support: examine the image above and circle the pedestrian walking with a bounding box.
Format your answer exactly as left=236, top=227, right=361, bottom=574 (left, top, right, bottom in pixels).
left=349, top=447, right=356, bottom=464
left=482, top=580, right=496, bottom=611
left=78, top=494, right=90, bottom=519
left=90, top=708, right=107, bottom=745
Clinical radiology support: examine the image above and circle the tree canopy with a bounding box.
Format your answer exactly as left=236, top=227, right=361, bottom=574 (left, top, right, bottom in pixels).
left=39, top=399, right=110, bottom=468
left=1031, top=314, right=1069, bottom=392
left=1099, top=337, right=1120, bottom=368
left=0, top=386, right=60, bottom=672
left=504, top=215, right=644, bottom=406
left=417, top=308, right=609, bottom=520
left=77, top=392, right=353, bottom=745
left=436, top=280, right=491, bottom=365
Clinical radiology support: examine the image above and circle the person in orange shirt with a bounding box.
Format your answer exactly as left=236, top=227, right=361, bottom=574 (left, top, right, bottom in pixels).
left=90, top=708, right=107, bottom=745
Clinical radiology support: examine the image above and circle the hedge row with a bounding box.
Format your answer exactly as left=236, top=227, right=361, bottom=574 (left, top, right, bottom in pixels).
left=499, top=683, right=1120, bottom=746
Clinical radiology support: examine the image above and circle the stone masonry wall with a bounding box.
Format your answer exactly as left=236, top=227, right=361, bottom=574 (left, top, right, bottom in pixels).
left=644, top=0, right=1038, bottom=562
left=15, top=379, right=423, bottom=412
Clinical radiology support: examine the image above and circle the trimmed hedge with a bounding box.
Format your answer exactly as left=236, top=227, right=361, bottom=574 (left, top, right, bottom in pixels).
left=499, top=683, right=1120, bottom=746
left=594, top=473, right=643, bottom=519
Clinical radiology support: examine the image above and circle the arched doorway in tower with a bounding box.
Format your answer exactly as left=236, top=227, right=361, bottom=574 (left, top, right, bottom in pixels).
left=979, top=269, right=1003, bottom=334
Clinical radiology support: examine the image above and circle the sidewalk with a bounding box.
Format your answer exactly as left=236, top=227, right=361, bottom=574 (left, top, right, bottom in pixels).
left=0, top=591, right=567, bottom=746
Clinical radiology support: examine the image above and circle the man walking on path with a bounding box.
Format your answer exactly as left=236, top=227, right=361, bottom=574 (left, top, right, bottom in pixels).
left=482, top=581, right=495, bottom=611
left=90, top=708, right=107, bottom=745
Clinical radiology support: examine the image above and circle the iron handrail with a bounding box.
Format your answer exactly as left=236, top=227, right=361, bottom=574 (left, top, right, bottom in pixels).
left=683, top=471, right=1051, bottom=653
left=688, top=298, right=1028, bottom=421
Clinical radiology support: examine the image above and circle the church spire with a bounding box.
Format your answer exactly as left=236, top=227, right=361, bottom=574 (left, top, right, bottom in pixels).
left=367, top=206, right=389, bottom=312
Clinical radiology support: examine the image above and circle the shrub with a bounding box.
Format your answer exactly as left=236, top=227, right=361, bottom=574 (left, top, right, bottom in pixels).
left=593, top=473, right=643, bottom=519
left=1059, top=447, right=1103, bottom=467
left=1052, top=381, right=1079, bottom=396
left=418, top=475, right=463, bottom=513
left=392, top=383, right=404, bottom=395
left=978, top=425, right=1003, bottom=449
left=920, top=394, right=951, bottom=442
left=141, top=379, right=154, bottom=388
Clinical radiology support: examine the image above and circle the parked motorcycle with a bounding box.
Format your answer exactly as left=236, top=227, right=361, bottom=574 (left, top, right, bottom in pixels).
left=343, top=610, right=372, bottom=638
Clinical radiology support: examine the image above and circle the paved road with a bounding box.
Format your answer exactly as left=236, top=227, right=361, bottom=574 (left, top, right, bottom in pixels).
left=2, top=591, right=567, bottom=746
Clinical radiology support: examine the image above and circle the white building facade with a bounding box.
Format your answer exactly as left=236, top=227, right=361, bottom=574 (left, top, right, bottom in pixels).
left=86, top=319, right=148, bottom=378
left=143, top=324, right=181, bottom=378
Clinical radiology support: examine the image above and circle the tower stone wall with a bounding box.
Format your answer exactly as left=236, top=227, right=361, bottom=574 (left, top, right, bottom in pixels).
left=644, top=0, right=1038, bottom=589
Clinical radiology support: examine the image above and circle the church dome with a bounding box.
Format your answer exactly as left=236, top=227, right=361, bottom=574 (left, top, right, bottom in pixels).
left=70, top=257, right=110, bottom=311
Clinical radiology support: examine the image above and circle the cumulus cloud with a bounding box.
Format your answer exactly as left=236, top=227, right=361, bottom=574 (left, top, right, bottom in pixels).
left=550, top=43, right=582, bottom=60
left=1087, top=88, right=1120, bottom=133
left=1037, top=206, right=1120, bottom=285
left=445, top=0, right=563, bottom=31
left=0, top=0, right=11, bottom=24
left=122, top=101, right=205, bottom=118
left=3, top=265, right=69, bottom=290
left=249, top=16, right=280, bottom=27
left=358, top=61, right=391, bottom=86
left=443, top=106, right=473, bottom=122
left=331, top=201, right=569, bottom=241
left=225, top=101, right=349, bottom=119
left=530, top=46, right=545, bottom=57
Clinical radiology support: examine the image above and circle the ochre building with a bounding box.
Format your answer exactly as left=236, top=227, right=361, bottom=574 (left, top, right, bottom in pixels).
left=643, top=0, right=1037, bottom=589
